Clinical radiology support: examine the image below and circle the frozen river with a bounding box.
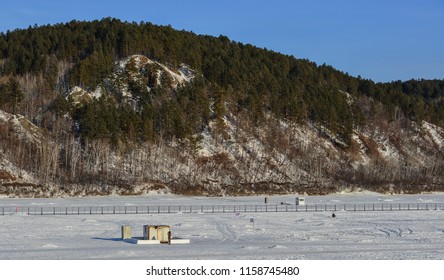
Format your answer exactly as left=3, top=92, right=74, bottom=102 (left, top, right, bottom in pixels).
left=1, top=192, right=444, bottom=259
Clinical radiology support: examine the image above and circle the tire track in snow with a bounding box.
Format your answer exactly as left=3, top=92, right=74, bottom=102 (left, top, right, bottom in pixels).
left=211, top=219, right=239, bottom=243
left=377, top=227, right=413, bottom=237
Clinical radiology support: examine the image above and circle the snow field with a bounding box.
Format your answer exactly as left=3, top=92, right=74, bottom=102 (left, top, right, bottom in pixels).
left=1, top=193, right=444, bottom=260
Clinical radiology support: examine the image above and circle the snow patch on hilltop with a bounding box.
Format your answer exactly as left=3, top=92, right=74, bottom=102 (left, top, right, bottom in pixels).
left=66, top=55, right=196, bottom=106
left=118, top=55, right=195, bottom=89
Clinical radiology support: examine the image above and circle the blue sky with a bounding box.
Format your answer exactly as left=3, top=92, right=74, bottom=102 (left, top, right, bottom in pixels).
left=1, top=0, right=443, bottom=82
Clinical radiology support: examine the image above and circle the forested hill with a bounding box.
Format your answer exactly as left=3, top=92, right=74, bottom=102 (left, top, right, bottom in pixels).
left=0, top=18, right=444, bottom=197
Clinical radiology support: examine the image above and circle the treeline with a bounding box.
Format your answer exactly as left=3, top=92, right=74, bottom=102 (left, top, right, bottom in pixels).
left=1, top=18, right=444, bottom=145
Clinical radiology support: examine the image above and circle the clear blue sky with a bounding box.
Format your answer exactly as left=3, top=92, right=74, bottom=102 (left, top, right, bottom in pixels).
left=1, top=0, right=443, bottom=82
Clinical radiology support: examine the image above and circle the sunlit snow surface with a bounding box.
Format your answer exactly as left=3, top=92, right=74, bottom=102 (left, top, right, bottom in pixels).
left=1, top=193, right=444, bottom=260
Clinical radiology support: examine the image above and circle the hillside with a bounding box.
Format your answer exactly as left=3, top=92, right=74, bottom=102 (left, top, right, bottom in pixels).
left=0, top=18, right=444, bottom=197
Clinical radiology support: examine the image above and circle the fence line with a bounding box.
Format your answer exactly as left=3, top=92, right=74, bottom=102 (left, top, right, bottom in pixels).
left=1, top=203, right=444, bottom=216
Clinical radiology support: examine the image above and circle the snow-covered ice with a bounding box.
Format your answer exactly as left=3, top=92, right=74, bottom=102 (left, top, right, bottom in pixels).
left=1, top=193, right=444, bottom=259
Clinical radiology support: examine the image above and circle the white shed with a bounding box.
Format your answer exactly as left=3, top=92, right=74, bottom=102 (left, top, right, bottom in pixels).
left=143, top=225, right=171, bottom=243
left=121, top=225, right=132, bottom=239
left=296, top=197, right=305, bottom=206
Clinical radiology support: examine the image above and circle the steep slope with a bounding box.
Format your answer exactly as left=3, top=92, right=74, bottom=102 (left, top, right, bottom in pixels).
left=0, top=109, right=43, bottom=144
left=0, top=110, right=47, bottom=197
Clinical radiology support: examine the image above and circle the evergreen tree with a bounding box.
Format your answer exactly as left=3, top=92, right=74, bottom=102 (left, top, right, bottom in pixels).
left=0, top=77, right=23, bottom=114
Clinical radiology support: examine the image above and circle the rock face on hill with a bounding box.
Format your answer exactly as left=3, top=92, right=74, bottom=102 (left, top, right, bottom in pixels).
left=67, top=55, right=196, bottom=106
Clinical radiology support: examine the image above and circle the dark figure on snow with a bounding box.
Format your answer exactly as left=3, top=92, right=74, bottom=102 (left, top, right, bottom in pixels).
left=332, top=213, right=336, bottom=218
